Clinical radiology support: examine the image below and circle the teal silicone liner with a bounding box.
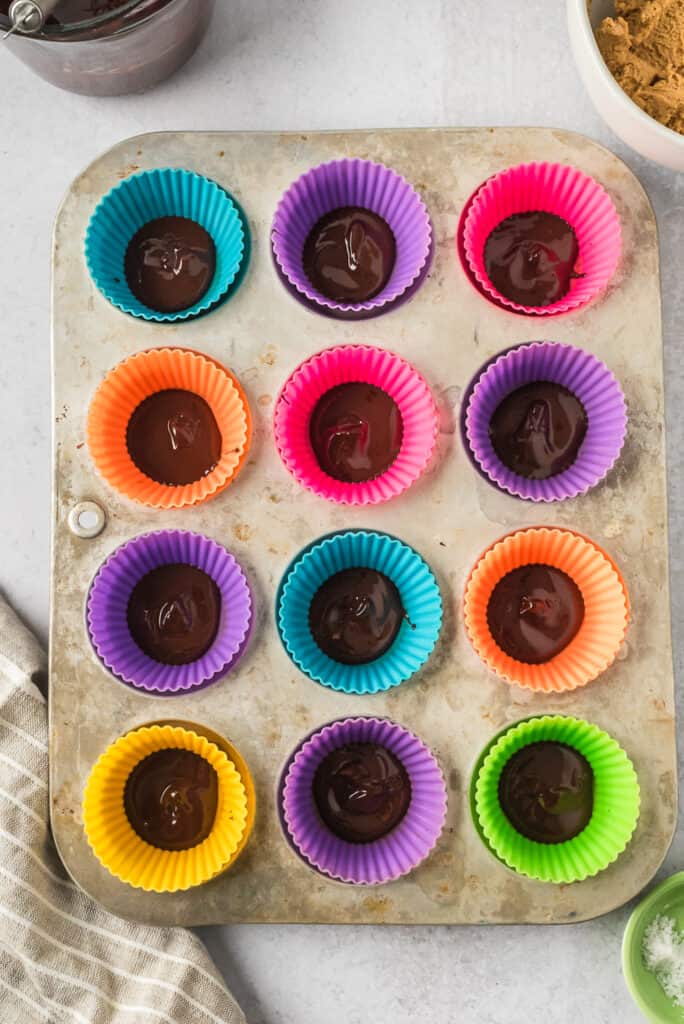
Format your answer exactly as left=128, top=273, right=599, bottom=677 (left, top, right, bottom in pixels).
left=277, top=530, right=443, bottom=694
left=85, top=168, right=246, bottom=322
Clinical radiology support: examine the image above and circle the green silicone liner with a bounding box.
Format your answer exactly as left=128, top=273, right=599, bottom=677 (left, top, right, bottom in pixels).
left=473, top=715, right=640, bottom=884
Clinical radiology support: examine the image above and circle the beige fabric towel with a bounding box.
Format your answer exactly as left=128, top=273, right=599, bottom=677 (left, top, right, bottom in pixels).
left=0, top=596, right=245, bottom=1024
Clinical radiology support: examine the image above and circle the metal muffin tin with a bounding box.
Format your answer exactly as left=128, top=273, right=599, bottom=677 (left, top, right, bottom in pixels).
left=50, top=128, right=675, bottom=925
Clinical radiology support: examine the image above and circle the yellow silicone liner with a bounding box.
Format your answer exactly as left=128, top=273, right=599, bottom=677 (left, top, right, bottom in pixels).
left=463, top=527, right=629, bottom=693
left=83, top=724, right=250, bottom=893
left=86, top=347, right=252, bottom=509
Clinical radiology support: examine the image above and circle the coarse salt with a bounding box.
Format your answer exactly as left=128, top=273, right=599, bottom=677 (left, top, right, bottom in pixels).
left=642, top=914, right=684, bottom=1009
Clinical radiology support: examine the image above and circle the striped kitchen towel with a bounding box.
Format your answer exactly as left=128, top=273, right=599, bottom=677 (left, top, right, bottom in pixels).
left=0, top=596, right=245, bottom=1024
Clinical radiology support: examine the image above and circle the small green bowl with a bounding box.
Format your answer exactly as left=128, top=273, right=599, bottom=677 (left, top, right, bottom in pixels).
left=472, top=715, right=640, bottom=884
left=623, top=872, right=684, bottom=1022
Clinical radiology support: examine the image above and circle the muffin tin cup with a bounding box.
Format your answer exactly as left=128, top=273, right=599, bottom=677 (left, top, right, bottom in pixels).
left=85, top=168, right=246, bottom=322
left=87, top=347, right=252, bottom=510
left=463, top=527, right=629, bottom=693
left=83, top=724, right=250, bottom=893
left=473, top=715, right=640, bottom=884
left=271, top=158, right=432, bottom=315
left=464, top=341, right=627, bottom=501
left=282, top=716, right=448, bottom=885
left=274, top=344, right=439, bottom=505
left=462, top=161, right=622, bottom=315
left=277, top=530, right=442, bottom=695
left=87, top=530, right=253, bottom=694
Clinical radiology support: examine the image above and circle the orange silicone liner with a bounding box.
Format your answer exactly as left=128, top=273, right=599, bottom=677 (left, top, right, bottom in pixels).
left=463, top=527, right=629, bottom=693
left=86, top=348, right=252, bottom=509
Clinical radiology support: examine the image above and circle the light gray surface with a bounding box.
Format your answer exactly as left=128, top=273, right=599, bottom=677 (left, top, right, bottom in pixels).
left=1, top=0, right=683, bottom=1020
left=50, top=127, right=675, bottom=927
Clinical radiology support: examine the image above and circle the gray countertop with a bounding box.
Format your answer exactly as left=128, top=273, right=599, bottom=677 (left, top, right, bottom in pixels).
left=1, top=1, right=682, bottom=1020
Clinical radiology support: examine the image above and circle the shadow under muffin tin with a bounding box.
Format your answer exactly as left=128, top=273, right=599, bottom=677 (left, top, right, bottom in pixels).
left=80, top=155, right=637, bottom=890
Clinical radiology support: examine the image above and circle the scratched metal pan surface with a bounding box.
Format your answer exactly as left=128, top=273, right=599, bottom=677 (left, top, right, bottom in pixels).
left=49, top=128, right=674, bottom=925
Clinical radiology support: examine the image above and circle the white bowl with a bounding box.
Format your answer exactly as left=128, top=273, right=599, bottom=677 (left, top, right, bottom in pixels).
left=567, top=0, right=684, bottom=170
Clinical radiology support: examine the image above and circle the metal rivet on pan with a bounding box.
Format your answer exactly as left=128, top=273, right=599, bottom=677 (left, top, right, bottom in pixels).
left=68, top=500, right=106, bottom=539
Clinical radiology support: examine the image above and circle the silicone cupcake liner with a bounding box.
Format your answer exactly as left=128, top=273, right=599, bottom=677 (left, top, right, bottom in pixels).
left=85, top=168, right=246, bottom=322
left=282, top=717, right=447, bottom=884
left=272, top=158, right=432, bottom=315
left=464, top=341, right=627, bottom=501
left=463, top=527, right=629, bottom=692
left=272, top=230, right=435, bottom=322
left=278, top=530, right=442, bottom=694
left=87, top=530, right=253, bottom=694
left=83, top=724, right=249, bottom=893
left=274, top=344, right=439, bottom=505
left=463, top=162, right=621, bottom=315
left=87, top=347, right=252, bottom=509
left=473, top=715, right=640, bottom=883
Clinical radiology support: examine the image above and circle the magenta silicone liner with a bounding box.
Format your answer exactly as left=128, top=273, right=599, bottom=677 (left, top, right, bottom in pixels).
left=271, top=158, right=432, bottom=315
left=282, top=716, right=447, bottom=885
left=462, top=161, right=622, bottom=316
left=274, top=344, right=439, bottom=505
left=87, top=530, right=253, bottom=694
left=464, top=341, right=627, bottom=501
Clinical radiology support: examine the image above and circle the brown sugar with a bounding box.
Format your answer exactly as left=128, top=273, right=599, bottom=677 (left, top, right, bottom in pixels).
left=595, top=0, right=684, bottom=133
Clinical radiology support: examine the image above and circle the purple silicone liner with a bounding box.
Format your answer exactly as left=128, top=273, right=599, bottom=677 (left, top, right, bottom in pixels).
left=282, top=717, right=448, bottom=885
left=87, top=530, right=253, bottom=694
left=464, top=342, right=627, bottom=502
left=271, top=158, right=433, bottom=315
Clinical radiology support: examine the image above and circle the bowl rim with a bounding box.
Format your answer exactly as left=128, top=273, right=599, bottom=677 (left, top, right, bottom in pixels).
left=568, top=0, right=684, bottom=149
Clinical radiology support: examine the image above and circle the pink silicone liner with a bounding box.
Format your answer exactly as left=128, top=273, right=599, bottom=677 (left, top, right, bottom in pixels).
left=273, top=344, right=439, bottom=505
left=462, top=162, right=622, bottom=316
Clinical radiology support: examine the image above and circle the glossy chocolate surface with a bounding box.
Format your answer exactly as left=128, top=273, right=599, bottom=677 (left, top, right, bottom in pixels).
left=484, top=211, right=580, bottom=307
left=127, top=563, right=220, bottom=665
left=498, top=741, right=594, bottom=844
left=1, top=0, right=129, bottom=26
left=486, top=564, right=584, bottom=664
left=124, top=748, right=218, bottom=851
left=309, top=568, right=404, bottom=665
left=302, top=207, right=396, bottom=303
left=126, top=389, right=222, bottom=486
left=489, top=381, right=588, bottom=480
left=309, top=382, right=403, bottom=483
left=313, top=742, right=411, bottom=843
left=124, top=216, right=215, bottom=313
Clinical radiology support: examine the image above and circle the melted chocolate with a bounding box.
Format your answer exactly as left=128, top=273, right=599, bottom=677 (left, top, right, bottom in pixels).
left=126, top=389, right=222, bottom=486
left=0, top=0, right=128, bottom=26
left=302, top=207, right=396, bottom=303
left=484, top=211, right=580, bottom=307
left=124, top=216, right=215, bottom=313
left=309, top=568, right=404, bottom=665
left=487, top=564, right=584, bottom=664
left=313, top=743, right=411, bottom=843
left=498, top=741, right=593, bottom=844
left=309, top=383, right=403, bottom=483
left=124, top=748, right=218, bottom=851
left=489, top=381, right=588, bottom=480
left=127, top=564, right=220, bottom=665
